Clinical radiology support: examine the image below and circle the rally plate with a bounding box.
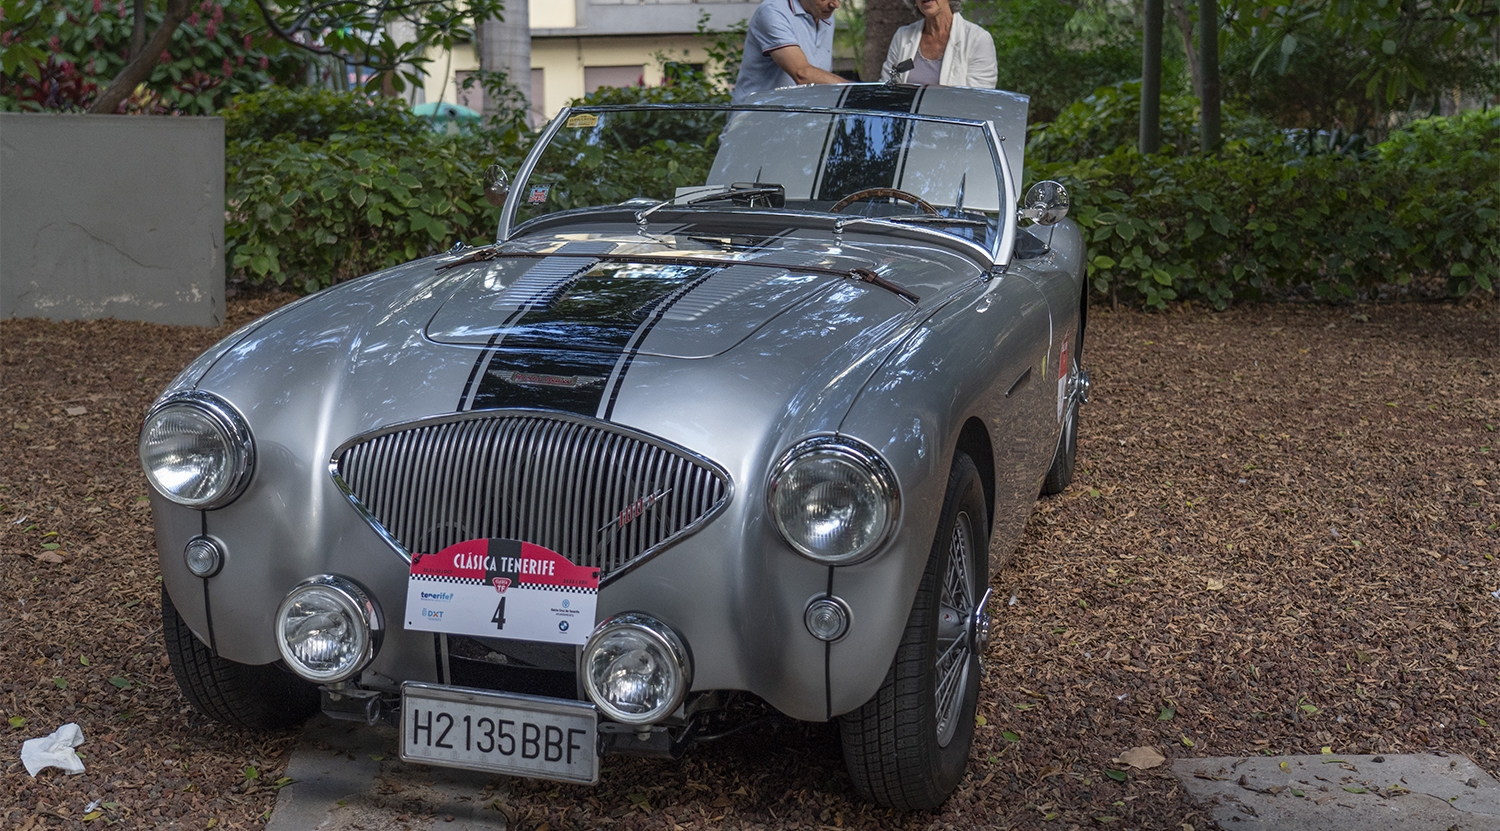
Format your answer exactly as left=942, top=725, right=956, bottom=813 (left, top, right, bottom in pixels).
left=400, top=682, right=599, bottom=785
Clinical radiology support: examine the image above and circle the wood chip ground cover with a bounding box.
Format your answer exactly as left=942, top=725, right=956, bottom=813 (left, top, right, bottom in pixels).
left=2, top=297, right=1495, bottom=830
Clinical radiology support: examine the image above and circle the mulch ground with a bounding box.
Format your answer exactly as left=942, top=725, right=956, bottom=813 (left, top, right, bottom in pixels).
left=2, top=295, right=1496, bottom=831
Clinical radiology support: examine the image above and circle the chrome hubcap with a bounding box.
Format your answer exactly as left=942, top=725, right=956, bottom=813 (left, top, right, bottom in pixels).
left=934, top=510, right=975, bottom=747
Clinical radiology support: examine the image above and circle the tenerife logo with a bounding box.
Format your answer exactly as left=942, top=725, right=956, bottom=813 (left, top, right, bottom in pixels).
left=596, top=488, right=673, bottom=536
left=420, top=591, right=454, bottom=602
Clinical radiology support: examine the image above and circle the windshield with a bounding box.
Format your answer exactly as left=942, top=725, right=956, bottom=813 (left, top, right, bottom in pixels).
left=511, top=106, right=1006, bottom=251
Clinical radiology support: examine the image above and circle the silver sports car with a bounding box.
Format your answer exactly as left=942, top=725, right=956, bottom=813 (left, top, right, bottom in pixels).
left=141, top=84, right=1088, bottom=810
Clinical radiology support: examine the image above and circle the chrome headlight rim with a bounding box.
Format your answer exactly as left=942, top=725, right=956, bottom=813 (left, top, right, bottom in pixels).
left=138, top=391, right=255, bottom=510
left=274, top=575, right=383, bottom=684
left=767, top=435, right=901, bottom=566
left=580, top=612, right=692, bottom=726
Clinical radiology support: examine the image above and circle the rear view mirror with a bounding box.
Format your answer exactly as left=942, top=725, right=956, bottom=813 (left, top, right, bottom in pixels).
left=484, top=164, right=510, bottom=208
left=1018, top=181, right=1069, bottom=226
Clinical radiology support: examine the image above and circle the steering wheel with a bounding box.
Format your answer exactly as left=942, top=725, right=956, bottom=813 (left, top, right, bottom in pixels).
left=830, top=188, right=939, bottom=215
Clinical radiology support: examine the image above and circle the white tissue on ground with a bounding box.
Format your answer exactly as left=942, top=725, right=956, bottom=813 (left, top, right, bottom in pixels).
left=21, top=722, right=86, bottom=776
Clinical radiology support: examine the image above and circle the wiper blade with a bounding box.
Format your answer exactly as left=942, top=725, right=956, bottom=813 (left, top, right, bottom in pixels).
left=636, top=183, right=786, bottom=226
left=685, top=184, right=785, bottom=207
left=435, top=245, right=503, bottom=271
left=884, top=215, right=988, bottom=227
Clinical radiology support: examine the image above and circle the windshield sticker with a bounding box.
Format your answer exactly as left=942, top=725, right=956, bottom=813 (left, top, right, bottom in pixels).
left=566, top=113, right=599, bottom=129
left=405, top=539, right=599, bottom=645
left=527, top=185, right=550, bottom=205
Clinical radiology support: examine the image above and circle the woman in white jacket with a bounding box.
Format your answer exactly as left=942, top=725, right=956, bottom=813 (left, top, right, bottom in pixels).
left=880, top=0, right=998, bottom=88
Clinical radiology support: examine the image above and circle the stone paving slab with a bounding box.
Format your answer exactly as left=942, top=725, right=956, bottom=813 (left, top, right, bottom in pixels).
left=1172, top=753, right=1500, bottom=831
left=266, top=715, right=510, bottom=831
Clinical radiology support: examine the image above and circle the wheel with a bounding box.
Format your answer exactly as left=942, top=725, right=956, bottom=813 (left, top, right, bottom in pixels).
left=1041, top=344, right=1088, bottom=495
left=829, top=187, right=939, bottom=215
left=840, top=453, right=990, bottom=810
left=162, top=585, right=319, bottom=730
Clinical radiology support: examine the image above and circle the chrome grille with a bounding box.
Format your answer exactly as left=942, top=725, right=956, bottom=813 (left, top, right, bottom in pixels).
left=333, top=412, right=730, bottom=581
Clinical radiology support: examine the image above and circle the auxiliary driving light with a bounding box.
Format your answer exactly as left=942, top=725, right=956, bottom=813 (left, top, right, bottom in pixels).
left=804, top=596, right=851, bottom=642
left=274, top=575, right=382, bottom=684
left=183, top=536, right=225, bottom=578
left=581, top=613, right=691, bottom=725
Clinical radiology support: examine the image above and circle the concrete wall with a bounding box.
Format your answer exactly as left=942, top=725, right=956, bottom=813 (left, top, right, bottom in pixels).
left=0, top=113, right=225, bottom=327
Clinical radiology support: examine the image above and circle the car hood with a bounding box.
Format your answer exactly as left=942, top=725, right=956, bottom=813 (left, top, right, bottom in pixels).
left=191, top=229, right=984, bottom=465
left=423, top=233, right=969, bottom=360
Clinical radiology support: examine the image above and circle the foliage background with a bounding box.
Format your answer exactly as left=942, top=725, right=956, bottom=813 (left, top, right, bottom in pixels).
left=3, top=0, right=1494, bottom=306
left=223, top=88, right=528, bottom=292
left=0, top=0, right=301, bottom=113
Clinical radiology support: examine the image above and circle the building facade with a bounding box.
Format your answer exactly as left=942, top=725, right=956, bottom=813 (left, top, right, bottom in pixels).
left=422, top=0, right=758, bottom=124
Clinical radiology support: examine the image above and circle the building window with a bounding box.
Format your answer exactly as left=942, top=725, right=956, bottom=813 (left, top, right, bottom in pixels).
left=583, top=65, right=645, bottom=94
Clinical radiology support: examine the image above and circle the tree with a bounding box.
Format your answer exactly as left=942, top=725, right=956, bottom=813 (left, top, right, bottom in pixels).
left=476, top=0, right=530, bottom=121
left=863, top=0, right=918, bottom=82
left=1199, top=0, right=1220, bottom=151
left=1141, top=0, right=1164, bottom=153
left=2, top=0, right=296, bottom=114
left=1228, top=0, right=1498, bottom=126
left=0, top=0, right=505, bottom=113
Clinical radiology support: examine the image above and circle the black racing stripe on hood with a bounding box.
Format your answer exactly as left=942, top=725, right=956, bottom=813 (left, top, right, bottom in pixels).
left=465, top=261, right=719, bottom=415
left=840, top=84, right=920, bottom=113
left=456, top=244, right=614, bottom=410
left=599, top=267, right=720, bottom=421
left=466, top=349, right=622, bottom=416
left=815, top=113, right=914, bottom=202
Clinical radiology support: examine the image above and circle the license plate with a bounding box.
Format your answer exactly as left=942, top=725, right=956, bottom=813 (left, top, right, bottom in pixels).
left=399, top=682, right=599, bottom=785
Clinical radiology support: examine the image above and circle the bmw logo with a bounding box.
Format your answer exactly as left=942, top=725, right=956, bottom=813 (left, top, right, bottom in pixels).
left=562, top=599, right=570, bottom=609
left=558, top=620, right=569, bottom=632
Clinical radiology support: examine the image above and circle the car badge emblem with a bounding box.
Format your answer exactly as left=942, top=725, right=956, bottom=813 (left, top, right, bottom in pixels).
left=493, top=370, right=605, bottom=389
left=597, top=489, right=672, bottom=536
left=492, top=577, right=510, bottom=593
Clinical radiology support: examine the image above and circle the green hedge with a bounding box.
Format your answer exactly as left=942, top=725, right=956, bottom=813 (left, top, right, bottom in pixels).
left=225, top=88, right=1497, bottom=306
left=1032, top=104, right=1499, bottom=308
left=225, top=89, right=528, bottom=292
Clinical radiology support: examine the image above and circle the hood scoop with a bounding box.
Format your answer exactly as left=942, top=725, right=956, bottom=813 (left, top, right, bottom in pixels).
left=426, top=250, right=835, bottom=360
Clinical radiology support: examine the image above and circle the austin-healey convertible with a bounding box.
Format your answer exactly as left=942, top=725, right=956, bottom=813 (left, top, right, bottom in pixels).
left=141, top=84, right=1088, bottom=810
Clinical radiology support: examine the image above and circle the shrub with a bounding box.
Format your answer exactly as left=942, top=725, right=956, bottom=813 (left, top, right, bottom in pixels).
left=1031, top=109, right=1499, bottom=308
left=1028, top=81, right=1283, bottom=166
left=225, top=89, right=529, bottom=292
left=223, top=87, right=427, bottom=143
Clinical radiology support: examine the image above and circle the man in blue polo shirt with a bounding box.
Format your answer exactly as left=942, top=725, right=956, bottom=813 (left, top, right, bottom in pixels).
left=731, top=0, right=845, bottom=103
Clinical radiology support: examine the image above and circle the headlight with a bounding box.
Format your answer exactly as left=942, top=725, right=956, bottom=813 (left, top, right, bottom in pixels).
left=275, top=575, right=382, bottom=684
left=139, top=392, right=253, bottom=509
left=768, top=437, right=899, bottom=565
left=581, top=613, right=691, bottom=725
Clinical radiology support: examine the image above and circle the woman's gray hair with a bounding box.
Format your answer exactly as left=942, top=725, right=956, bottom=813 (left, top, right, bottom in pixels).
left=901, top=0, right=962, bottom=14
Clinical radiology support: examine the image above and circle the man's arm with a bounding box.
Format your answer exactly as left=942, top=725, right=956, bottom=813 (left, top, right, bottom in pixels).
left=767, top=45, right=845, bottom=85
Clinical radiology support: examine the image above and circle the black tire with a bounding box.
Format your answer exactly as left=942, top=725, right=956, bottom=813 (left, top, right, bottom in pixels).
left=162, top=585, right=319, bottom=730
left=840, top=453, right=990, bottom=810
left=1041, top=393, right=1080, bottom=495
left=1041, top=341, right=1085, bottom=495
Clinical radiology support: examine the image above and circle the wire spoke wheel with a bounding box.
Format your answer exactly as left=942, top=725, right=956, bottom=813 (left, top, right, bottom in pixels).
left=934, top=510, right=975, bottom=746
left=840, top=453, right=989, bottom=810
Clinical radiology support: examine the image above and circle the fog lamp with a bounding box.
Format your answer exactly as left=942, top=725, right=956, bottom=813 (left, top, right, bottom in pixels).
left=274, top=575, right=382, bottom=684
left=581, top=613, right=691, bottom=725
left=804, top=596, right=851, bottom=642
left=183, top=536, right=224, bottom=578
